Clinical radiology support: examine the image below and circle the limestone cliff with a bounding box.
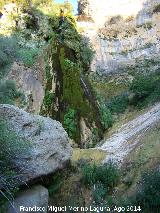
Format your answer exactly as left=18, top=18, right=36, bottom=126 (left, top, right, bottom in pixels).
left=78, top=0, right=160, bottom=75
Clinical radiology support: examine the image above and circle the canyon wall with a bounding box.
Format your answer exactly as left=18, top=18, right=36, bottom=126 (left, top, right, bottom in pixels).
left=78, top=0, right=160, bottom=75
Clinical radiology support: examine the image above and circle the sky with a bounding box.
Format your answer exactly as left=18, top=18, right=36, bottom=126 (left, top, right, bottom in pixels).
left=55, top=0, right=78, bottom=14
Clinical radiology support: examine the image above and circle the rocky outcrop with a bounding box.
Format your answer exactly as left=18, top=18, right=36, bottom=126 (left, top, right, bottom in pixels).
left=0, top=104, right=72, bottom=184
left=78, top=0, right=160, bottom=26
left=98, top=103, right=160, bottom=164
left=78, top=0, right=160, bottom=75
left=7, top=62, right=45, bottom=114
left=8, top=185, right=48, bottom=213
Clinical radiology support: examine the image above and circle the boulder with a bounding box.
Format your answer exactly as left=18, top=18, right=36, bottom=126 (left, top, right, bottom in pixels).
left=0, top=104, right=72, bottom=184
left=8, top=185, right=48, bottom=213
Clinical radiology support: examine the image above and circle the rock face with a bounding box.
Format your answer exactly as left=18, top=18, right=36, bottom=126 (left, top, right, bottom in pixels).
left=8, top=185, right=48, bottom=213
left=78, top=0, right=160, bottom=75
left=98, top=103, right=160, bottom=164
left=7, top=62, right=45, bottom=114
left=0, top=104, right=72, bottom=183
left=78, top=0, right=160, bottom=26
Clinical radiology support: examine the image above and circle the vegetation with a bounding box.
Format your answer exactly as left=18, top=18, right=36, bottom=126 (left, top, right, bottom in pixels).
left=82, top=162, right=119, bottom=188
left=16, top=48, right=39, bottom=67
left=119, top=169, right=160, bottom=213
left=153, top=4, right=160, bottom=13
left=107, top=93, right=129, bottom=114
left=56, top=39, right=99, bottom=144
left=0, top=80, right=24, bottom=105
left=63, top=108, right=77, bottom=139
left=82, top=162, right=120, bottom=203
left=0, top=0, right=160, bottom=210
left=0, top=36, right=18, bottom=78
left=135, top=169, right=160, bottom=212
left=0, top=119, right=28, bottom=208
left=97, top=95, right=113, bottom=129
left=72, top=149, right=106, bottom=165
left=130, top=72, right=160, bottom=107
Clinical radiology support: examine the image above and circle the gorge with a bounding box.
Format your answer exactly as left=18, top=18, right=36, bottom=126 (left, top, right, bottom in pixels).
left=0, top=0, right=160, bottom=212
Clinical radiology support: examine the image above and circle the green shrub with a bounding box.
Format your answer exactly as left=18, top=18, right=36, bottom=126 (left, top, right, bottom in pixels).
left=82, top=162, right=120, bottom=190
left=0, top=50, right=9, bottom=67
left=0, top=119, right=28, bottom=202
left=82, top=162, right=119, bottom=205
left=96, top=162, right=120, bottom=189
left=80, top=43, right=95, bottom=69
left=0, top=80, right=23, bottom=105
left=43, top=91, right=55, bottom=109
left=107, top=93, right=129, bottom=114
left=82, top=163, right=98, bottom=186
left=130, top=73, right=160, bottom=107
left=0, top=36, right=18, bottom=71
left=17, top=48, right=39, bottom=67
left=130, top=75, right=155, bottom=98
left=92, top=182, right=106, bottom=204
left=135, top=169, right=160, bottom=212
left=97, top=96, right=113, bottom=129
left=119, top=169, right=160, bottom=213
left=63, top=108, right=77, bottom=139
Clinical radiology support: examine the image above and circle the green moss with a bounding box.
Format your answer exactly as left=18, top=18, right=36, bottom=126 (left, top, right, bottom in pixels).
left=59, top=47, right=92, bottom=115
left=59, top=47, right=96, bottom=142
left=60, top=48, right=82, bottom=108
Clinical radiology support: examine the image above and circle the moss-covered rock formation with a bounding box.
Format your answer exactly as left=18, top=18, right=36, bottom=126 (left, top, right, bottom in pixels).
left=41, top=18, right=103, bottom=147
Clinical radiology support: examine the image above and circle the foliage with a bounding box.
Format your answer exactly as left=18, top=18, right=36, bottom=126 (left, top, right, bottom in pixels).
left=0, top=0, right=31, bottom=10
left=91, top=128, right=99, bottom=147
left=60, top=0, right=73, bottom=15
left=32, top=0, right=53, bottom=7
left=135, top=169, right=160, bottom=212
left=0, top=0, right=10, bottom=10
left=153, top=4, right=160, bottom=13
left=107, top=93, right=129, bottom=114
left=80, top=42, right=95, bottom=69
left=92, top=182, right=106, bottom=204
left=133, top=74, right=157, bottom=97
left=82, top=162, right=120, bottom=189
left=0, top=80, right=24, bottom=105
left=82, top=162, right=119, bottom=204
left=63, top=108, right=77, bottom=139
left=99, top=105, right=113, bottom=130
left=121, top=169, right=160, bottom=213
left=130, top=72, right=160, bottom=107
left=0, top=118, right=28, bottom=202
left=109, top=15, right=123, bottom=24
left=0, top=36, right=18, bottom=67
left=43, top=91, right=55, bottom=110
left=82, top=163, right=97, bottom=186
left=97, top=95, right=113, bottom=129
left=0, top=36, right=19, bottom=79
left=16, top=47, right=39, bottom=67
left=0, top=50, right=8, bottom=67
left=60, top=54, right=83, bottom=107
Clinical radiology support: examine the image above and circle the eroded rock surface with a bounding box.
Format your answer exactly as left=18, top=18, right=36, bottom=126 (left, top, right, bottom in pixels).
left=98, top=103, right=160, bottom=164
